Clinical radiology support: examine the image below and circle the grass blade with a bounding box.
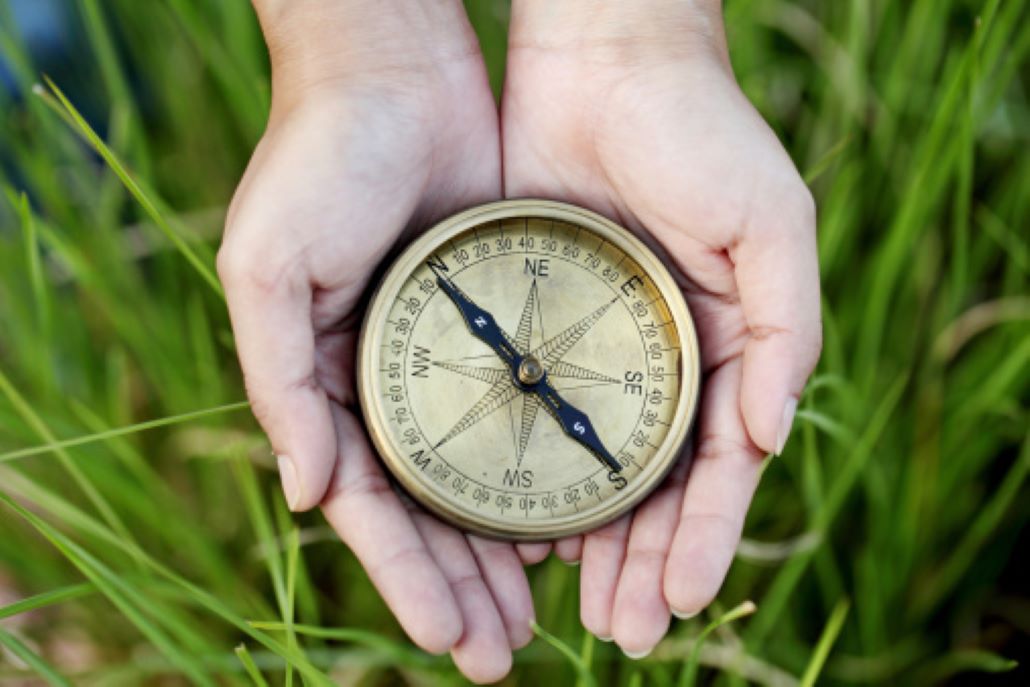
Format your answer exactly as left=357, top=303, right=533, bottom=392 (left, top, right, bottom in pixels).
left=799, top=598, right=850, bottom=687
left=530, top=621, right=597, bottom=687
left=917, top=649, right=1018, bottom=683
left=0, top=400, right=251, bottom=462
left=0, top=582, right=95, bottom=620
left=679, top=601, right=757, bottom=687
left=284, top=525, right=300, bottom=687
left=236, top=643, right=272, bottom=687
left=0, top=475, right=333, bottom=685
left=36, top=76, right=223, bottom=298
left=0, top=493, right=216, bottom=686
left=913, top=435, right=1030, bottom=615
left=578, top=630, right=595, bottom=687
left=0, top=368, right=136, bottom=547
left=0, top=627, right=74, bottom=687
left=249, top=621, right=437, bottom=669
left=747, top=374, right=908, bottom=643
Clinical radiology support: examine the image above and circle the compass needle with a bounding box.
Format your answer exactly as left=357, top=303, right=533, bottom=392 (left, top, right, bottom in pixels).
left=359, top=201, right=699, bottom=540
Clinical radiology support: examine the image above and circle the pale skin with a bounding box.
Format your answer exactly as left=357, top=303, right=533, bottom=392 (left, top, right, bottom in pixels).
left=219, top=0, right=820, bottom=680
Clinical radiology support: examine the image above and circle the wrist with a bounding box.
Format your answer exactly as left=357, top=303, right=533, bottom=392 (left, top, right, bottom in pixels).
left=509, top=0, right=728, bottom=66
left=252, top=0, right=482, bottom=114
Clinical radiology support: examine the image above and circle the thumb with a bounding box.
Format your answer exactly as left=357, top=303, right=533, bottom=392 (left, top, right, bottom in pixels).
left=217, top=240, right=337, bottom=511
left=731, top=187, right=822, bottom=455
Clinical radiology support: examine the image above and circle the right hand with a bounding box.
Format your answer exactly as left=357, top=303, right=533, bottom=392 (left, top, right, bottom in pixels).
left=217, top=2, right=533, bottom=681
left=501, top=0, right=821, bottom=656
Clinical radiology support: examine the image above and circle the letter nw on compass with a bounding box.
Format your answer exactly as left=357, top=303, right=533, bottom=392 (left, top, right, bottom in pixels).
left=432, top=277, right=621, bottom=468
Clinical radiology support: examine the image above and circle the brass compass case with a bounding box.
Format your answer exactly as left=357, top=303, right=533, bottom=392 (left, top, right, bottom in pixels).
left=357, top=200, right=700, bottom=540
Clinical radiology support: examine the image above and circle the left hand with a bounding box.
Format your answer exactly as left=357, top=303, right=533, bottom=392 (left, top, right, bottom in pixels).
left=219, top=2, right=533, bottom=680
left=501, top=0, right=822, bottom=656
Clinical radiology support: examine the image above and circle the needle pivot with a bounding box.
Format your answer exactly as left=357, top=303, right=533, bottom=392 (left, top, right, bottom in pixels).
left=517, top=355, right=544, bottom=385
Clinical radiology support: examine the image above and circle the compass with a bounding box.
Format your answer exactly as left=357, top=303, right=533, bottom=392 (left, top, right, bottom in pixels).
left=357, top=200, right=700, bottom=540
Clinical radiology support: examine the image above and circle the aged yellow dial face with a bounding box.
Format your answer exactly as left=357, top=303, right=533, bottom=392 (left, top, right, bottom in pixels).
left=358, top=200, right=699, bottom=540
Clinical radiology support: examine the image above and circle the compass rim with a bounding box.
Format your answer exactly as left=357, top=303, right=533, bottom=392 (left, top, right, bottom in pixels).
left=357, top=199, right=701, bottom=541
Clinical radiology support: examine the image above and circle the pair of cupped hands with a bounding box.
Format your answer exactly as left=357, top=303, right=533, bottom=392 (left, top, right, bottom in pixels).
left=217, top=1, right=821, bottom=682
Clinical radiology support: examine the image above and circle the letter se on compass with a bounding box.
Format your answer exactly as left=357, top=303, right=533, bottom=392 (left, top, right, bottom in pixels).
left=358, top=201, right=700, bottom=540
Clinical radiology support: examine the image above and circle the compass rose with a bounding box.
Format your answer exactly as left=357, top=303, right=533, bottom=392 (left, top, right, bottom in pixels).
left=432, top=280, right=620, bottom=464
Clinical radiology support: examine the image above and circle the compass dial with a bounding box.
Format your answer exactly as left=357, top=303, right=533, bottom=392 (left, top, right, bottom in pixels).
left=358, top=200, right=700, bottom=540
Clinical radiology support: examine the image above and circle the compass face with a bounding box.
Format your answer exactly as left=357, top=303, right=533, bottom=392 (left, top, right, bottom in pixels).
left=358, top=200, right=700, bottom=540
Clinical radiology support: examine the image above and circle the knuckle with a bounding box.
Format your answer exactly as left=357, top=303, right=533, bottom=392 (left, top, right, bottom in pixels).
left=793, top=184, right=817, bottom=227
left=678, top=511, right=741, bottom=540
left=325, top=470, right=395, bottom=508
left=807, top=323, right=824, bottom=369
left=448, top=570, right=483, bottom=592
left=283, top=371, right=320, bottom=395
left=216, top=233, right=303, bottom=296
left=668, top=580, right=717, bottom=616
left=471, top=537, right=512, bottom=563
left=694, top=433, right=764, bottom=465
left=755, top=179, right=817, bottom=237
left=215, top=239, right=243, bottom=284
left=625, top=542, right=668, bottom=563
left=591, top=526, right=628, bottom=545
left=243, top=378, right=276, bottom=428
left=794, top=316, right=824, bottom=376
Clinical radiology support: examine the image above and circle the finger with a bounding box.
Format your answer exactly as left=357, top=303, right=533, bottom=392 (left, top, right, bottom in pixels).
left=413, top=515, right=513, bottom=684
left=217, top=232, right=334, bottom=511
left=516, top=541, right=552, bottom=565
left=610, top=464, right=687, bottom=658
left=468, top=536, right=535, bottom=649
left=579, top=515, right=631, bottom=640
left=664, top=358, right=764, bottom=617
left=320, top=406, right=462, bottom=654
left=732, top=186, right=821, bottom=454
left=554, top=535, right=583, bottom=564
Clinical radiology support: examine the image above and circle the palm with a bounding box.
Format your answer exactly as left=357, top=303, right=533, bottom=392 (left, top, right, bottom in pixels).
left=503, top=43, right=820, bottom=651
left=221, top=59, right=534, bottom=681
left=505, top=50, right=797, bottom=362
left=251, top=96, right=502, bottom=408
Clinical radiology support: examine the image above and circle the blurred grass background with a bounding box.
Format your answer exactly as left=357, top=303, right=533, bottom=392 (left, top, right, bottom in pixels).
left=0, top=0, right=1027, bottom=684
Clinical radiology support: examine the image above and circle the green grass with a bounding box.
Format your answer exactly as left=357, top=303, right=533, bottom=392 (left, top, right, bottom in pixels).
left=0, top=0, right=1027, bottom=684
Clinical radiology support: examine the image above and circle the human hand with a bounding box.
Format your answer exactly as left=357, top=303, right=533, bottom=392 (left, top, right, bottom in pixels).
left=502, top=0, right=822, bottom=656
left=218, top=2, right=532, bottom=680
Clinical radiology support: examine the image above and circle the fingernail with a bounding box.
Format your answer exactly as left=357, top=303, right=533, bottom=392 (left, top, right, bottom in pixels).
left=566, top=560, right=580, bottom=567
left=277, top=455, right=300, bottom=510
left=672, top=608, right=699, bottom=620
left=622, top=646, right=652, bottom=660
left=775, top=397, right=798, bottom=456
left=596, top=634, right=613, bottom=642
